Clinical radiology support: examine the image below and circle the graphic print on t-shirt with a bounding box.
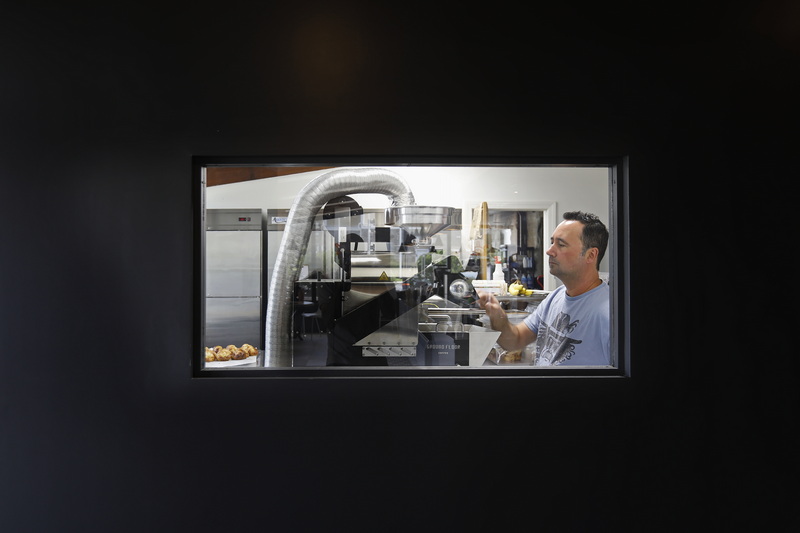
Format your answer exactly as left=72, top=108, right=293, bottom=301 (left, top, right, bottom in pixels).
left=534, top=311, right=582, bottom=366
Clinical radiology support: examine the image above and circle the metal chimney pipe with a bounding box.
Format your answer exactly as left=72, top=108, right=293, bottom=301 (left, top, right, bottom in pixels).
left=264, top=168, right=416, bottom=367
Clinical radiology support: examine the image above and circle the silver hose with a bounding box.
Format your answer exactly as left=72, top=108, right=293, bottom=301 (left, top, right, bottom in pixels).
left=264, top=168, right=416, bottom=367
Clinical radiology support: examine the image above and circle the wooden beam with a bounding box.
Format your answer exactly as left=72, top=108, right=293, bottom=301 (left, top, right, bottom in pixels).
left=206, top=166, right=333, bottom=187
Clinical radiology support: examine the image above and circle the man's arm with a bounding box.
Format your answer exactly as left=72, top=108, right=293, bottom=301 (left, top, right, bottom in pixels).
left=477, top=290, right=537, bottom=351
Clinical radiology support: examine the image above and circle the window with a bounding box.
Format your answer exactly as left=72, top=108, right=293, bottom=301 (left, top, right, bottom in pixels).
left=193, top=157, right=629, bottom=378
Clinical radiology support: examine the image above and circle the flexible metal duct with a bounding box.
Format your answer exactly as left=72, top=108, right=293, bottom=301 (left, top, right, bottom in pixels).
left=264, top=168, right=416, bottom=367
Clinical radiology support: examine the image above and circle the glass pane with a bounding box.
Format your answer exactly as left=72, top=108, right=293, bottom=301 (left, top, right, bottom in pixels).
left=200, top=164, right=613, bottom=371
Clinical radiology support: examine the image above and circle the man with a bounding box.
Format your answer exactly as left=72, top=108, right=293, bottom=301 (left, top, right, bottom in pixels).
left=478, top=211, right=610, bottom=366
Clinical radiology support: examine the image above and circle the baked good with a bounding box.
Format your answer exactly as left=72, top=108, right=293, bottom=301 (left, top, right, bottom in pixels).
left=231, top=347, right=247, bottom=360
left=204, top=343, right=257, bottom=362
left=241, top=343, right=258, bottom=356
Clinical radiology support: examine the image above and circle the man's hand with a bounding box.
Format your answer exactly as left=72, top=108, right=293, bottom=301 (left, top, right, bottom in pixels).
left=476, top=290, right=536, bottom=351
left=477, top=290, right=509, bottom=332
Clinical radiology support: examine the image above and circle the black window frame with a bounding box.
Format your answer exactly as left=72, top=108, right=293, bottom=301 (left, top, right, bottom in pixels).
left=192, top=155, right=630, bottom=379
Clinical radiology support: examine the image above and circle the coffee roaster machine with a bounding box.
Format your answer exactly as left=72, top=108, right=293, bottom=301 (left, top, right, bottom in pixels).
left=264, top=168, right=500, bottom=367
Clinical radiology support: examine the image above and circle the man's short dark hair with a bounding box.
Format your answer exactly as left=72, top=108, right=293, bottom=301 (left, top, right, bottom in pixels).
left=563, top=211, right=609, bottom=269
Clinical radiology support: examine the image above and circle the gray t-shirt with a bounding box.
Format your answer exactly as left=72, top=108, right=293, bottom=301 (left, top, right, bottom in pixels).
left=523, top=282, right=610, bottom=366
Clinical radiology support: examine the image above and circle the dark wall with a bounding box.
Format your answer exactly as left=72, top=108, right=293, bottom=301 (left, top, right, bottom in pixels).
left=2, top=2, right=796, bottom=531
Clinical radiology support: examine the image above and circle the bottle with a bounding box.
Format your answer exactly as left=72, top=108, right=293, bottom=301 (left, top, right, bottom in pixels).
left=493, top=256, right=504, bottom=282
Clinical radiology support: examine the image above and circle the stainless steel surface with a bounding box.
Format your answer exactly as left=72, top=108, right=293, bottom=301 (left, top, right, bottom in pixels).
left=206, top=208, right=262, bottom=230
left=205, top=231, right=261, bottom=297
left=427, top=307, right=486, bottom=315
left=205, top=297, right=262, bottom=348
left=205, top=208, right=263, bottom=352
left=265, top=209, right=291, bottom=231
left=384, top=205, right=455, bottom=243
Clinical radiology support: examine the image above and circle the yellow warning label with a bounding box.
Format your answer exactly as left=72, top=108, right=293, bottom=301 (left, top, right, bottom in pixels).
left=379, top=271, right=389, bottom=281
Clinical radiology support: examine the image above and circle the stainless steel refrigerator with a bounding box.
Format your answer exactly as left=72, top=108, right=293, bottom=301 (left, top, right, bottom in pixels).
left=204, top=208, right=263, bottom=350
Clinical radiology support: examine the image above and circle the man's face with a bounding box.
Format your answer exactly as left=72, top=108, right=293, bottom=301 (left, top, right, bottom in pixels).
left=546, top=220, right=590, bottom=280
